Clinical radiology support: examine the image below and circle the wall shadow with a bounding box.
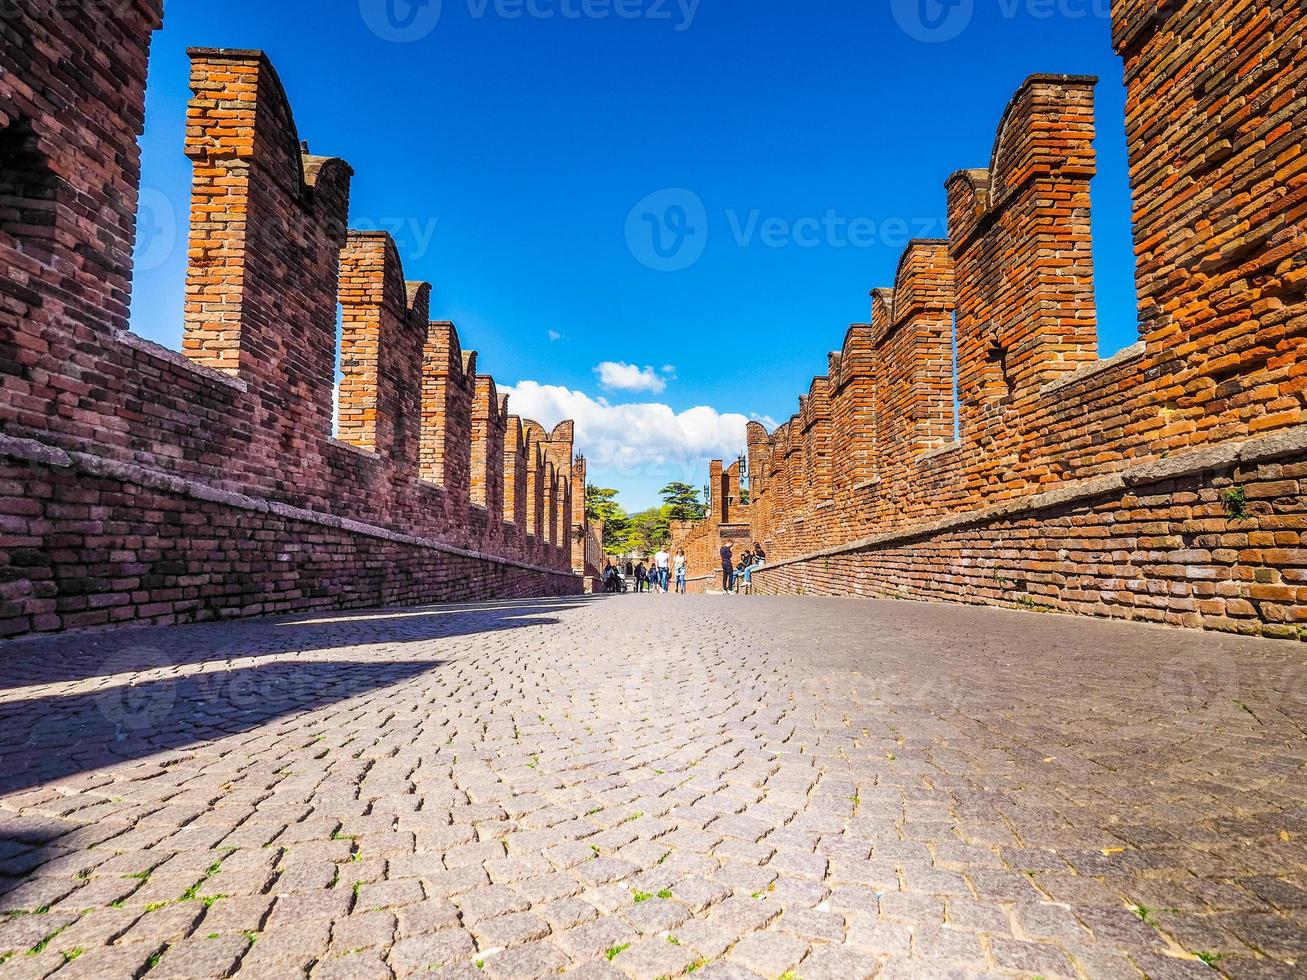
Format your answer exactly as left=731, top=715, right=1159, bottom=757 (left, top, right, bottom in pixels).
left=0, top=597, right=592, bottom=691
left=0, top=658, right=443, bottom=797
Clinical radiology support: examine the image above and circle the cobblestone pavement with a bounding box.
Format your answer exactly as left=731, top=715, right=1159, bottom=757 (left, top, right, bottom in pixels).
left=0, top=596, right=1304, bottom=979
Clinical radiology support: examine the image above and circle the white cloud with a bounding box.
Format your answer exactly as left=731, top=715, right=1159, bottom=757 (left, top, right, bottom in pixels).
left=502, top=380, right=771, bottom=483
left=594, top=361, right=668, bottom=394
left=547, top=330, right=563, bottom=342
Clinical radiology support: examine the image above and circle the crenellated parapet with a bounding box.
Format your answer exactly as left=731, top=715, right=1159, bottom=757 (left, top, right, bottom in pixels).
left=0, top=20, right=585, bottom=635
left=676, top=1, right=1307, bottom=636
left=337, top=232, right=431, bottom=465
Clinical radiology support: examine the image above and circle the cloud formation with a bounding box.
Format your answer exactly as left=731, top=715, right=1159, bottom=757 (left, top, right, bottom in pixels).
left=502, top=380, right=771, bottom=483
left=594, top=361, right=670, bottom=394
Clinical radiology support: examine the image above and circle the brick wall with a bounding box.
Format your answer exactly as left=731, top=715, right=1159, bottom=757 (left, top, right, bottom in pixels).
left=674, top=0, right=1307, bottom=638
left=0, top=8, right=585, bottom=637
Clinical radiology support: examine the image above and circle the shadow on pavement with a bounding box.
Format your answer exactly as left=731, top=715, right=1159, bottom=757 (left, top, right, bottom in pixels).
left=0, top=597, right=592, bottom=691
left=0, top=658, right=444, bottom=797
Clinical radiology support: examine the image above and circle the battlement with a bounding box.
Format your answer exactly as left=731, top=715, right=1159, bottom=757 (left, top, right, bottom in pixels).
left=676, top=0, right=1307, bottom=636
left=0, top=6, right=584, bottom=635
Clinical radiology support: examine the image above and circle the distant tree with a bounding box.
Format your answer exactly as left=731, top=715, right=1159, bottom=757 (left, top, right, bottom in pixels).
left=660, top=482, right=707, bottom=523
left=586, top=486, right=634, bottom=555
left=585, top=485, right=622, bottom=524
left=627, top=506, right=672, bottom=553
left=739, top=487, right=751, bottom=505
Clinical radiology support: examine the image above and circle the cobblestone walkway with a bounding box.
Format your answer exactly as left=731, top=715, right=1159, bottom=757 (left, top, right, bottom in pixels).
left=0, top=596, right=1304, bottom=979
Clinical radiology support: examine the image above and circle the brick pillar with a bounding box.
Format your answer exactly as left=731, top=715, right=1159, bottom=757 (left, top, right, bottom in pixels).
left=503, top=415, right=528, bottom=557
left=470, top=374, right=506, bottom=547
left=947, top=75, right=1098, bottom=456
left=0, top=0, right=163, bottom=443
left=710, top=460, right=726, bottom=526
left=746, top=422, right=773, bottom=551
left=799, top=379, right=834, bottom=549
left=183, top=51, right=352, bottom=459
left=420, top=321, right=473, bottom=532
left=571, top=456, right=589, bottom=575
left=831, top=322, right=878, bottom=540
left=1113, top=0, right=1306, bottom=448
left=336, top=231, right=430, bottom=472
left=522, top=423, right=548, bottom=559
left=894, top=241, right=957, bottom=455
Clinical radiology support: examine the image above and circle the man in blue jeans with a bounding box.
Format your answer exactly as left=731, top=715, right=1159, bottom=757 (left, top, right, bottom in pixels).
left=653, top=547, right=671, bottom=593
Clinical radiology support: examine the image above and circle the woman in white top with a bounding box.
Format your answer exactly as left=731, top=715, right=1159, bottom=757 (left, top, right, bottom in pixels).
left=674, top=549, right=687, bottom=594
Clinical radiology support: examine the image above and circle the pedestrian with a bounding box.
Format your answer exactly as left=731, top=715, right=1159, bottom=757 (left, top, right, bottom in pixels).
left=737, top=549, right=754, bottom=595
left=654, top=546, right=671, bottom=594
left=719, top=543, right=734, bottom=593
left=674, top=548, right=687, bottom=594
left=603, top=561, right=618, bottom=594
left=633, top=560, right=645, bottom=593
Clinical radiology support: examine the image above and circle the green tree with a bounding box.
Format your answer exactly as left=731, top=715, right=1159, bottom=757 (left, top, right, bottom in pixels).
left=585, top=485, right=623, bottom=524
left=660, top=482, right=707, bottom=523
left=627, top=506, right=672, bottom=553
left=586, top=486, right=633, bottom=555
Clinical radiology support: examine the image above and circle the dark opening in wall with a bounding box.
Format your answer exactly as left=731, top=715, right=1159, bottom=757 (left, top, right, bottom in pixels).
left=0, top=120, right=60, bottom=265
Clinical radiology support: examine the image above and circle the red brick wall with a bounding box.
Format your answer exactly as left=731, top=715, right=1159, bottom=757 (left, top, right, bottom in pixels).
left=0, top=10, right=584, bottom=637
left=678, top=0, right=1307, bottom=638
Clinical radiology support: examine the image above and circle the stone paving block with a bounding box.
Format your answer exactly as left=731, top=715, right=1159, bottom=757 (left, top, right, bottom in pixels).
left=49, top=942, right=164, bottom=979
left=555, top=916, right=639, bottom=960
left=469, top=910, right=551, bottom=949
left=797, top=944, right=880, bottom=979
left=480, top=939, right=570, bottom=978
left=607, top=935, right=699, bottom=978
left=726, top=929, right=810, bottom=975
left=386, top=928, right=477, bottom=974
left=329, top=909, right=398, bottom=953
left=148, top=935, right=250, bottom=979
left=314, top=949, right=394, bottom=980
left=0, top=598, right=1304, bottom=977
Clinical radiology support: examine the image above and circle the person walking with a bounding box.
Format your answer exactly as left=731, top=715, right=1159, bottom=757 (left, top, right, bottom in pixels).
left=635, top=560, right=648, bottom=594
left=654, top=546, right=671, bottom=594
left=674, top=548, right=687, bottom=594
left=719, top=543, right=734, bottom=594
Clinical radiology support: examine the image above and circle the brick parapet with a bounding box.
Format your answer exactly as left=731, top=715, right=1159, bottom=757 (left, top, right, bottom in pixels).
left=0, top=15, right=585, bottom=636
left=678, top=1, right=1307, bottom=636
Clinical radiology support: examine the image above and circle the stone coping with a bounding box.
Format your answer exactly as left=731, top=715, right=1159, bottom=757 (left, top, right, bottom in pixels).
left=114, top=329, right=249, bottom=392
left=755, top=425, right=1307, bottom=574
left=1040, top=341, right=1146, bottom=397
left=0, top=433, right=579, bottom=581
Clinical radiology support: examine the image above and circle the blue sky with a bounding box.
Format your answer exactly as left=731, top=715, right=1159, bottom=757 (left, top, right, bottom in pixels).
left=130, top=0, right=1136, bottom=511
